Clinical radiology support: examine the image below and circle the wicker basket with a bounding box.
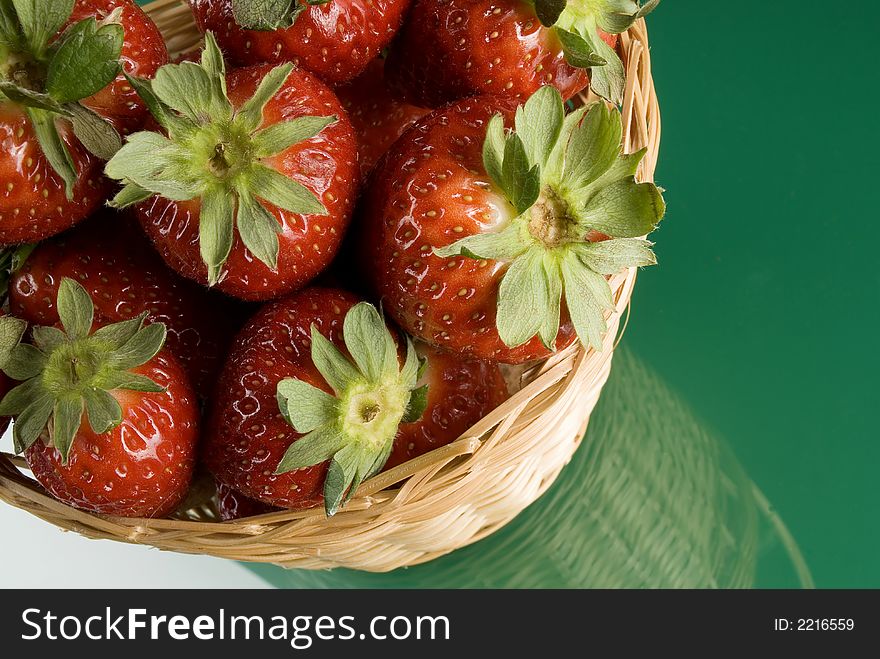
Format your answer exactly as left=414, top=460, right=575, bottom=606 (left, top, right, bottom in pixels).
left=0, top=1, right=661, bottom=572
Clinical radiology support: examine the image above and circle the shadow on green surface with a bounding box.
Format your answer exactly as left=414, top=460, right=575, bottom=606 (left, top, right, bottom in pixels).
left=246, top=348, right=812, bottom=588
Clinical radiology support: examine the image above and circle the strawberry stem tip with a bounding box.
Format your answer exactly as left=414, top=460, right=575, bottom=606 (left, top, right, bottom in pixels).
left=274, top=302, right=427, bottom=516
left=231, top=0, right=332, bottom=32
left=105, top=33, right=336, bottom=286
left=0, top=1, right=126, bottom=195
left=0, top=278, right=167, bottom=464
left=435, top=86, right=665, bottom=353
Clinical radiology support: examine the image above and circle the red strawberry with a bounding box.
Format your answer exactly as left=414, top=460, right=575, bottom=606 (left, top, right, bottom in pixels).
left=360, top=89, right=665, bottom=363
left=216, top=481, right=277, bottom=520
left=0, top=278, right=199, bottom=518
left=188, top=0, right=411, bottom=84
left=206, top=287, right=505, bottom=515
left=385, top=343, right=508, bottom=469
left=335, top=58, right=429, bottom=177
left=106, top=35, right=359, bottom=301
left=6, top=211, right=242, bottom=399
left=0, top=0, right=168, bottom=246
left=386, top=0, right=658, bottom=108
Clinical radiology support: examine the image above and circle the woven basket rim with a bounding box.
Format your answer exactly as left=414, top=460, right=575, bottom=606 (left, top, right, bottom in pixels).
left=0, top=2, right=661, bottom=572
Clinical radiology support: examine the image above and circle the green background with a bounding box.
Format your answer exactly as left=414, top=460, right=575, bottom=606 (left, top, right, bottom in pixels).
left=137, top=1, right=878, bottom=587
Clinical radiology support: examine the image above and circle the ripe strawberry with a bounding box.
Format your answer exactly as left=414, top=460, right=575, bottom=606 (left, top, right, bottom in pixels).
left=206, top=287, right=504, bottom=515
left=0, top=0, right=168, bottom=246
left=216, top=481, right=277, bottom=520
left=6, top=211, right=241, bottom=399
left=335, top=58, right=429, bottom=177
left=187, top=0, right=411, bottom=84
left=0, top=278, right=199, bottom=517
left=360, top=88, right=665, bottom=363
left=105, top=35, right=359, bottom=301
left=386, top=0, right=659, bottom=108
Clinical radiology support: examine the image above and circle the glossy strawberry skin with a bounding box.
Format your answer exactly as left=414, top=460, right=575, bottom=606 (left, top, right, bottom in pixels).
left=385, top=0, right=617, bottom=108
left=24, top=350, right=199, bottom=518
left=134, top=64, right=359, bottom=301
left=216, top=481, right=277, bottom=520
left=0, top=0, right=168, bottom=246
left=204, top=288, right=356, bottom=508
left=7, top=212, right=242, bottom=400
left=188, top=0, right=411, bottom=84
left=386, top=344, right=508, bottom=469
left=335, top=58, right=429, bottom=177
left=360, top=96, right=577, bottom=363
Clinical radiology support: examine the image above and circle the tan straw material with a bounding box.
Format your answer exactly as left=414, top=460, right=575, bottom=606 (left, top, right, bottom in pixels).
left=0, top=2, right=661, bottom=572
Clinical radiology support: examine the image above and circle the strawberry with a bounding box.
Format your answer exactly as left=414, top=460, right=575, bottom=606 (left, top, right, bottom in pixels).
left=0, top=278, right=199, bottom=517
left=385, top=343, right=508, bottom=469
left=187, top=0, right=412, bottom=85
left=207, top=287, right=504, bottom=515
left=216, top=481, right=277, bottom=520
left=335, top=58, right=429, bottom=177
left=385, top=0, right=659, bottom=108
left=0, top=0, right=168, bottom=246
left=6, top=211, right=242, bottom=400
left=105, top=35, right=359, bottom=301
left=360, top=88, right=665, bottom=363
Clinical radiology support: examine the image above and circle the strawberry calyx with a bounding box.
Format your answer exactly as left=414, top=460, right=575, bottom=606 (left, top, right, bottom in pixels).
left=0, top=278, right=167, bottom=464
left=0, top=1, right=126, bottom=196
left=105, top=33, right=337, bottom=286
left=434, top=86, right=665, bottom=353
left=0, top=243, right=34, bottom=304
left=231, top=0, right=332, bottom=32
left=533, top=0, right=661, bottom=104
left=274, top=302, right=427, bottom=516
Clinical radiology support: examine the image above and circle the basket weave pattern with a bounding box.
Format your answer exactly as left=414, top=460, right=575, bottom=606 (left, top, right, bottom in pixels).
left=0, top=2, right=660, bottom=572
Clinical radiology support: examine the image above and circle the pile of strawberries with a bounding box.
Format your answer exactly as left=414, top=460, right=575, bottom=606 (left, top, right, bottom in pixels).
left=0, top=0, right=664, bottom=520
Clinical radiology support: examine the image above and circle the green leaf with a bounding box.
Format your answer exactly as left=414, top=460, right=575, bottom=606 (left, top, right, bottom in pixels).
left=109, top=182, right=153, bottom=208
left=399, top=337, right=421, bottom=387
left=560, top=252, right=614, bottom=350
left=30, top=325, right=65, bottom=353
left=200, top=31, right=227, bottom=98
left=556, top=28, right=607, bottom=69
left=535, top=0, right=567, bottom=27
left=402, top=384, right=428, bottom=424
left=11, top=0, right=74, bottom=55
left=482, top=113, right=506, bottom=189
left=562, top=102, right=621, bottom=191
left=577, top=178, right=664, bottom=237
left=576, top=238, right=656, bottom=274
left=0, top=82, right=70, bottom=113
left=276, top=378, right=338, bottom=434
left=108, top=323, right=166, bottom=371
left=0, top=0, right=21, bottom=50
left=538, top=256, right=563, bottom=350
left=500, top=133, right=541, bottom=214
left=3, top=343, right=45, bottom=380
left=636, top=0, right=661, bottom=20
left=433, top=221, right=530, bottom=262
left=52, top=397, right=84, bottom=463
left=96, top=370, right=164, bottom=393
left=56, top=278, right=94, bottom=340
left=310, top=325, right=361, bottom=396
left=252, top=114, right=336, bottom=158
left=124, top=74, right=194, bottom=137
left=584, top=29, right=627, bottom=105
left=236, top=63, right=294, bottom=132
left=545, top=105, right=588, bottom=182
left=12, top=393, right=53, bottom=453
left=275, top=424, right=345, bottom=475
left=249, top=164, right=326, bottom=215
left=91, top=313, right=147, bottom=349
left=515, top=85, right=565, bottom=169
left=232, top=0, right=301, bottom=31
left=26, top=108, right=77, bottom=199
left=323, top=443, right=360, bottom=516
left=496, top=248, right=551, bottom=349
left=0, top=315, right=27, bottom=370
left=45, top=18, right=124, bottom=104
left=105, top=132, right=202, bottom=201
left=342, top=302, right=398, bottom=382
left=83, top=388, right=122, bottom=434
left=0, top=377, right=45, bottom=417
left=199, top=185, right=236, bottom=285
left=594, top=0, right=647, bottom=33
left=236, top=190, right=281, bottom=271
left=66, top=102, right=122, bottom=160
left=152, top=61, right=233, bottom=124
